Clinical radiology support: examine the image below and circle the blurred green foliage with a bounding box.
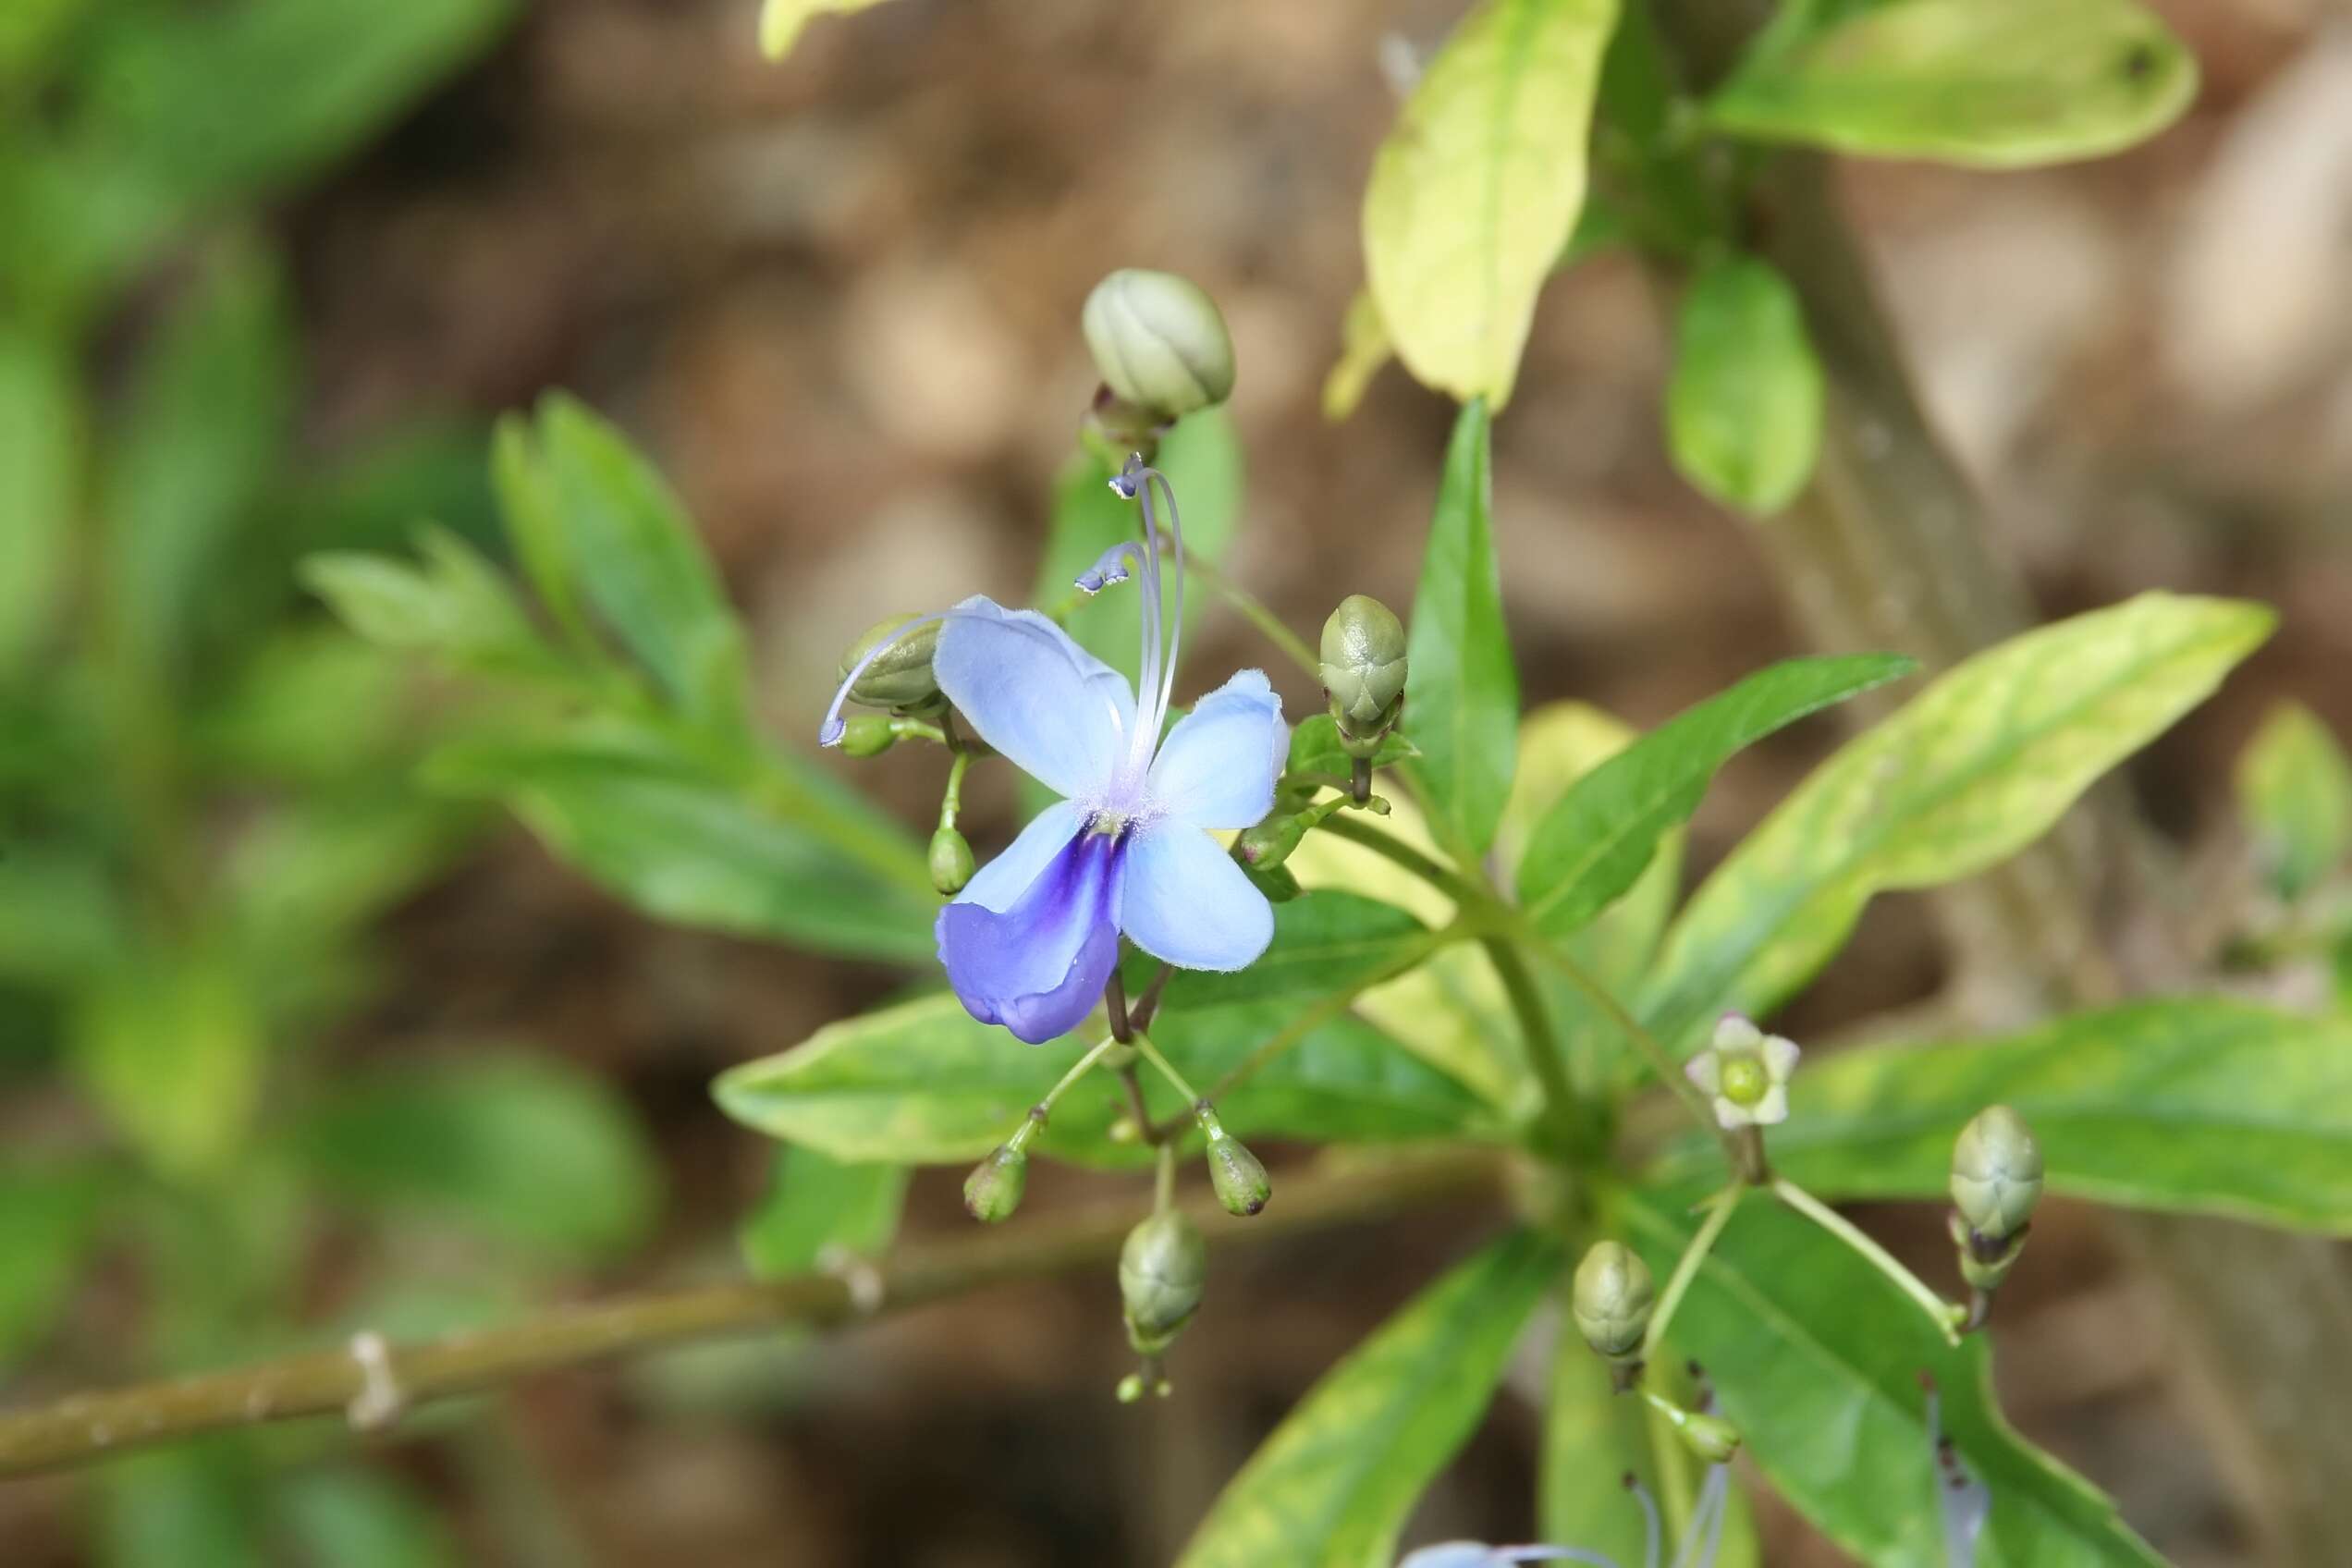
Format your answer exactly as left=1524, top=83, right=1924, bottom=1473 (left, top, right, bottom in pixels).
left=0, top=0, right=668, bottom=1558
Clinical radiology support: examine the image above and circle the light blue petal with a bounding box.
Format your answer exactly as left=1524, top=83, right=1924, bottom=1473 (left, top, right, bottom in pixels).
left=958, top=799, right=1086, bottom=913
left=1144, top=668, right=1284, bottom=830
left=1399, top=1548, right=1497, bottom=1568
left=937, top=830, right=1123, bottom=1045
left=935, top=596, right=1133, bottom=802
left=1118, top=820, right=1271, bottom=972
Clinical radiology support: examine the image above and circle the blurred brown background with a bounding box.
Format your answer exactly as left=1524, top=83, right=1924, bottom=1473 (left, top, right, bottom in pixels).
left=12, top=0, right=2352, bottom=1562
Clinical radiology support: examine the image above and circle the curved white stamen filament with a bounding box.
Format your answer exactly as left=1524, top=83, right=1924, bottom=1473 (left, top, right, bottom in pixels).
left=1668, top=1467, right=1731, bottom=1568
left=1490, top=1547, right=1627, bottom=1567
left=1145, top=464, right=1187, bottom=744
left=1628, top=1477, right=1664, bottom=1568
left=1107, top=453, right=1191, bottom=796
left=819, top=607, right=961, bottom=746
left=824, top=605, right=1133, bottom=764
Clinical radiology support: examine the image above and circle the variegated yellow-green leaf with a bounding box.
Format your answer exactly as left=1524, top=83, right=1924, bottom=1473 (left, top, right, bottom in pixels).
left=1322, top=288, right=1393, bottom=423
left=1177, top=1232, right=1560, bottom=1568
left=712, top=992, right=1496, bottom=1169
left=1647, top=999, right=2352, bottom=1232
left=1639, top=594, right=2274, bottom=1046
left=759, top=0, right=893, bottom=61
left=1706, top=0, right=2197, bottom=169
left=2236, top=700, right=2352, bottom=901
left=1362, top=0, right=1619, bottom=407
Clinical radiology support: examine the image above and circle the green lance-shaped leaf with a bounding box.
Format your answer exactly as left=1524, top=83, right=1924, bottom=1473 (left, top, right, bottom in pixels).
left=303, top=525, right=568, bottom=682
left=1519, top=654, right=1913, bottom=942
left=1543, top=1330, right=1761, bottom=1568
left=288, top=1053, right=662, bottom=1264
left=1706, top=0, right=2197, bottom=169
left=1177, top=1232, right=1562, bottom=1568
left=1133, top=890, right=1439, bottom=1011
left=741, top=1145, right=909, bottom=1280
left=0, top=1160, right=105, bottom=1368
left=72, top=946, right=265, bottom=1184
left=0, top=328, right=78, bottom=679
left=1648, top=998, right=2352, bottom=1233
left=712, top=992, right=1499, bottom=1169
left=1638, top=593, right=2274, bottom=1046
left=1406, top=400, right=1520, bottom=857
left=2236, top=701, right=2352, bottom=902
left=759, top=0, right=895, bottom=60
left=532, top=394, right=751, bottom=726
left=1363, top=0, right=1620, bottom=407
left=1619, top=1193, right=2164, bottom=1566
left=1665, top=255, right=1824, bottom=515
left=102, top=237, right=293, bottom=675
left=274, top=1469, right=461, bottom=1568
left=72, top=0, right=512, bottom=214
left=423, top=726, right=937, bottom=964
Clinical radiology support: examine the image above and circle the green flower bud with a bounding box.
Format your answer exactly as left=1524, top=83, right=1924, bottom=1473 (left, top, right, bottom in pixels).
left=1675, top=1411, right=1742, bottom=1465
left=1319, top=595, right=1409, bottom=737
left=1572, top=1241, right=1655, bottom=1362
left=838, top=714, right=899, bottom=757
left=839, top=614, right=942, bottom=712
left=929, top=827, right=975, bottom=896
left=1950, top=1105, right=2043, bottom=1242
left=1949, top=1210, right=2027, bottom=1293
left=1082, top=269, right=1235, bottom=423
left=1236, top=811, right=1309, bottom=872
left=1194, top=1104, right=1270, bottom=1217
left=962, top=1144, right=1026, bottom=1223
left=1120, top=1209, right=1207, bottom=1354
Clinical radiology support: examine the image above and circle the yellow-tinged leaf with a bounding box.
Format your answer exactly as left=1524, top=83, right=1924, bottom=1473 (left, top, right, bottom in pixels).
left=1321, top=288, right=1393, bottom=422
left=1706, top=0, right=2197, bottom=168
left=759, top=0, right=892, bottom=61
left=1362, top=0, right=1619, bottom=408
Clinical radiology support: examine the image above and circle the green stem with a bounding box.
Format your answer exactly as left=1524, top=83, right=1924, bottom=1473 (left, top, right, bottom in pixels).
left=1129, top=1032, right=1203, bottom=1106
left=1509, top=923, right=1741, bottom=1168
left=1185, top=555, right=1318, bottom=678
left=937, top=745, right=972, bottom=832
left=1643, top=1186, right=1741, bottom=1361
left=1772, top=1177, right=1961, bottom=1346
left=1481, top=937, right=1580, bottom=1149
left=1154, top=1142, right=1178, bottom=1213
left=1008, top=1035, right=1125, bottom=1154
left=1317, top=814, right=1485, bottom=906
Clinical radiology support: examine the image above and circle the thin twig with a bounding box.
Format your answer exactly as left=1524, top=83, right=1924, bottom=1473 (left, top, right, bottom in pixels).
left=0, top=1150, right=1505, bottom=1477
left=1772, top=1177, right=1960, bottom=1346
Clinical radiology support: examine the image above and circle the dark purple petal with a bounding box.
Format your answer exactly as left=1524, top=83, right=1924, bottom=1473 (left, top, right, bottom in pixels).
left=937, top=827, right=1125, bottom=1045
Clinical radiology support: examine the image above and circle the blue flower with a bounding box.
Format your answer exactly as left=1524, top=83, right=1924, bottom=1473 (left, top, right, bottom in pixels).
left=824, top=457, right=1283, bottom=1043
left=1397, top=1464, right=1732, bottom=1568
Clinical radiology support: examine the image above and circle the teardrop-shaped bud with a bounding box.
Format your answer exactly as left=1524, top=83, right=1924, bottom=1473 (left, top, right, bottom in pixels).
left=1236, top=811, right=1309, bottom=872
left=962, top=1143, right=1026, bottom=1224
left=1082, top=269, right=1236, bottom=423
left=1120, top=1209, right=1207, bottom=1353
left=1572, top=1241, right=1656, bottom=1362
left=1675, top=1411, right=1742, bottom=1465
left=929, top=826, right=975, bottom=896
left=1319, top=594, right=1409, bottom=737
left=839, top=715, right=899, bottom=757
left=839, top=614, right=942, bottom=712
left=1195, top=1104, right=1271, bottom=1217
left=1950, top=1105, right=2043, bottom=1242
